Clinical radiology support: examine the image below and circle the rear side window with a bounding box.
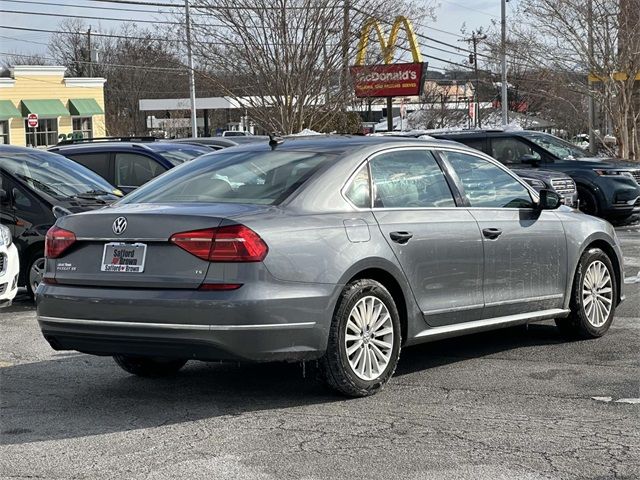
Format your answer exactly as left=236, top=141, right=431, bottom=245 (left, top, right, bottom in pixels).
left=456, top=138, right=486, bottom=153
left=66, top=152, right=111, bottom=179
left=115, top=153, right=165, bottom=187
left=370, top=149, right=455, bottom=208
left=121, top=150, right=335, bottom=205
left=344, top=165, right=371, bottom=208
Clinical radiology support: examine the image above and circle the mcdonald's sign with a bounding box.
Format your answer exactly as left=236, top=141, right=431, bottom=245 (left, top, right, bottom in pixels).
left=350, top=16, right=426, bottom=98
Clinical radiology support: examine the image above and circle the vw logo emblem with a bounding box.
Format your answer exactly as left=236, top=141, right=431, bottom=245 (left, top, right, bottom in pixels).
left=112, top=217, right=128, bottom=235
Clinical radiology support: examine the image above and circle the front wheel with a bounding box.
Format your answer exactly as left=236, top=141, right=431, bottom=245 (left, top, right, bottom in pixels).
left=320, top=279, right=402, bottom=397
left=577, top=187, right=600, bottom=217
left=555, top=248, right=617, bottom=339
left=113, top=355, right=187, bottom=377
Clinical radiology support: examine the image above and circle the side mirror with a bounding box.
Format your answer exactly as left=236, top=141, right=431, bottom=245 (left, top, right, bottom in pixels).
left=520, top=154, right=541, bottom=167
left=538, top=189, right=561, bottom=210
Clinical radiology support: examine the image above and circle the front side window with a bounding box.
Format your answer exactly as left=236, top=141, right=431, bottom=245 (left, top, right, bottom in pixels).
left=0, top=120, right=9, bottom=144
left=490, top=137, right=540, bottom=165
left=24, top=118, right=58, bottom=147
left=440, top=150, right=534, bottom=208
left=115, top=153, right=165, bottom=187
left=525, top=132, right=592, bottom=159
left=72, top=117, right=93, bottom=139
left=121, top=150, right=335, bottom=205
left=370, top=149, right=455, bottom=208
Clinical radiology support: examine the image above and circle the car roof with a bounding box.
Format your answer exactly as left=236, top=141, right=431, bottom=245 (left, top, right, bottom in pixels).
left=200, top=134, right=475, bottom=155
left=48, top=140, right=205, bottom=154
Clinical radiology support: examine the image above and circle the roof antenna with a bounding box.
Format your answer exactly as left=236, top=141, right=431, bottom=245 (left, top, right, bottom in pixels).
left=269, top=132, right=284, bottom=150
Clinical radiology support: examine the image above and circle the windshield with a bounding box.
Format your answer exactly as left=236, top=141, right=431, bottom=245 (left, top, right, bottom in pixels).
left=121, top=150, right=336, bottom=205
left=525, top=132, right=594, bottom=159
left=0, top=149, right=119, bottom=199
left=148, top=144, right=210, bottom=166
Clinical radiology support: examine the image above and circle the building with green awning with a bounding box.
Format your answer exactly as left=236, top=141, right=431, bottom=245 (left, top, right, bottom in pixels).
left=0, top=65, right=106, bottom=147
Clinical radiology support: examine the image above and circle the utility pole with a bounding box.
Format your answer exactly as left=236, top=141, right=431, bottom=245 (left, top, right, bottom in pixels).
left=341, top=0, right=350, bottom=99
left=587, top=0, right=597, bottom=154
left=500, top=0, right=508, bottom=125
left=185, top=0, right=198, bottom=138
left=87, top=26, right=92, bottom=77
left=462, top=31, right=486, bottom=128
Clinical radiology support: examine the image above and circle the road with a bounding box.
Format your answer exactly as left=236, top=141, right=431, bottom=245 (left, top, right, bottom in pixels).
left=1, top=224, right=638, bottom=480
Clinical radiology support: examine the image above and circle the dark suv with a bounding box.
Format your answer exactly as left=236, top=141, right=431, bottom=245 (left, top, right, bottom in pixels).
left=49, top=138, right=210, bottom=194
left=431, top=130, right=640, bottom=219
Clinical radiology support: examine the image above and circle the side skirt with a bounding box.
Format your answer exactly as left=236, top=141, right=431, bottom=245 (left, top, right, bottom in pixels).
left=406, top=308, right=570, bottom=346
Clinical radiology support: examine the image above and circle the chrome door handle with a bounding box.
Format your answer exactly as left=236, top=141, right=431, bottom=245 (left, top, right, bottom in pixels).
left=390, top=231, right=413, bottom=244
left=482, top=228, right=503, bottom=239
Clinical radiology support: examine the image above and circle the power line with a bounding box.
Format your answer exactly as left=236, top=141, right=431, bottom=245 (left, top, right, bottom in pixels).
left=2, top=0, right=165, bottom=15
left=0, top=8, right=187, bottom=26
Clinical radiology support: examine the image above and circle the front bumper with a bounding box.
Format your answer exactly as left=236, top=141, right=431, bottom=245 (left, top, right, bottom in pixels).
left=36, top=282, right=340, bottom=362
left=0, top=243, right=20, bottom=307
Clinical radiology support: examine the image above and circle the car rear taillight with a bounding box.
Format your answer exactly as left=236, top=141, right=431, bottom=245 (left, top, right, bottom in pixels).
left=170, top=225, right=268, bottom=262
left=45, top=226, right=76, bottom=259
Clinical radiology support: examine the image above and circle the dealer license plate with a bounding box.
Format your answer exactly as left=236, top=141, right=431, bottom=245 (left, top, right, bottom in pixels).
left=101, top=242, right=147, bottom=273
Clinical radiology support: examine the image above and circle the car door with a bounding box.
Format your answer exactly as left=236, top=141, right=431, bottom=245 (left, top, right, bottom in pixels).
left=370, top=147, right=485, bottom=326
left=114, top=152, right=166, bottom=193
left=438, top=149, right=567, bottom=318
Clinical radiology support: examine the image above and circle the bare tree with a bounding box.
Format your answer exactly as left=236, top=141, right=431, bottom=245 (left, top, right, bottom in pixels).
left=507, top=0, right=640, bottom=159
left=186, top=0, right=434, bottom=134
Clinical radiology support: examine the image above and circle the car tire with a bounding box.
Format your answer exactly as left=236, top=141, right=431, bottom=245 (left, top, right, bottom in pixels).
left=26, top=253, right=46, bottom=299
left=555, top=248, right=617, bottom=339
left=113, top=355, right=187, bottom=377
left=577, top=187, right=600, bottom=217
left=320, top=279, right=401, bottom=397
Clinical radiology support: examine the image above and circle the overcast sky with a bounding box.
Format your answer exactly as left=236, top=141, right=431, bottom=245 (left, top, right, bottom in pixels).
left=0, top=0, right=517, bottom=76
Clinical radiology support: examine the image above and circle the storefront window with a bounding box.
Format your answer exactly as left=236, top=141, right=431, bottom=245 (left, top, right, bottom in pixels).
left=0, top=120, right=8, bottom=144
left=24, top=118, right=58, bottom=147
left=72, top=117, right=93, bottom=139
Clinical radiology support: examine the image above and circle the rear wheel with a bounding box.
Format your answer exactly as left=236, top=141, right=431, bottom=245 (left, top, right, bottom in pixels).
left=320, top=279, right=401, bottom=397
left=555, top=248, right=617, bottom=338
left=113, top=355, right=187, bottom=377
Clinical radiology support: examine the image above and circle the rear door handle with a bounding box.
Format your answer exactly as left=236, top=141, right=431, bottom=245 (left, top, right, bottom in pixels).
left=482, top=228, right=503, bottom=240
left=390, top=231, right=413, bottom=244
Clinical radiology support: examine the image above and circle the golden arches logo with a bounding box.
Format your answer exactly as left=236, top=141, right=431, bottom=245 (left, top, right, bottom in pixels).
left=355, top=16, right=423, bottom=66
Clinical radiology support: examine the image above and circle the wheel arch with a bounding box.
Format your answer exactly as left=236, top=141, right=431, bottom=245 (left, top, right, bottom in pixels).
left=338, top=260, right=417, bottom=345
left=571, top=236, right=623, bottom=306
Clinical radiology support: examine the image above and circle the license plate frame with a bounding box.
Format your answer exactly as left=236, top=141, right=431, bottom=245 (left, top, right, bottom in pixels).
left=101, top=242, right=147, bottom=273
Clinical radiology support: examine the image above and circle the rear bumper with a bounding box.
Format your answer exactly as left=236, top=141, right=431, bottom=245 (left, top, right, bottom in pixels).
left=36, top=282, right=340, bottom=362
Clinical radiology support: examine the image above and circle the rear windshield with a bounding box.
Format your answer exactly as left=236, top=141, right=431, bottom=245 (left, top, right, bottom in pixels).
left=120, top=150, right=336, bottom=205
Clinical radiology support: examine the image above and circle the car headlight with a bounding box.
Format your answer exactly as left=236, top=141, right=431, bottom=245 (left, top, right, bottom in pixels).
left=0, top=224, right=12, bottom=247
left=522, top=178, right=546, bottom=189
left=593, top=169, right=634, bottom=178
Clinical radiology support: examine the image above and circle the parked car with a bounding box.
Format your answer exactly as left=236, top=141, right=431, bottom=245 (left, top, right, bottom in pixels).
left=0, top=224, right=19, bottom=307
left=37, top=136, right=624, bottom=397
left=165, top=136, right=269, bottom=150
left=221, top=130, right=252, bottom=137
left=430, top=130, right=640, bottom=219
left=0, top=145, right=120, bottom=297
left=49, top=138, right=211, bottom=194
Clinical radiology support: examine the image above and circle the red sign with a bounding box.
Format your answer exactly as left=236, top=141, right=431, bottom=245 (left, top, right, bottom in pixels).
left=27, top=113, right=38, bottom=128
left=350, top=63, right=425, bottom=98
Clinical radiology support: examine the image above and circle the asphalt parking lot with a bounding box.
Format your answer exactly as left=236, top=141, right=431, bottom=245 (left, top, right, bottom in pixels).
left=1, top=224, right=638, bottom=480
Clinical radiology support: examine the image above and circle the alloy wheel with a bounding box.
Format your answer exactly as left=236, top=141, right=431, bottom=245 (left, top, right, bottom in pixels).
left=582, top=260, right=613, bottom=327
left=344, top=296, right=394, bottom=381
left=29, top=257, right=45, bottom=294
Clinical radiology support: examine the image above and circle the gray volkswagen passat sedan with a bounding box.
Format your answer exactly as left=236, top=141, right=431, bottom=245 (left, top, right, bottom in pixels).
left=36, top=136, right=624, bottom=397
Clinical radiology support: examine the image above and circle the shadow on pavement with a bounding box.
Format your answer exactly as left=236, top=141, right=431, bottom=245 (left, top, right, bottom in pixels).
left=0, top=322, right=569, bottom=447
